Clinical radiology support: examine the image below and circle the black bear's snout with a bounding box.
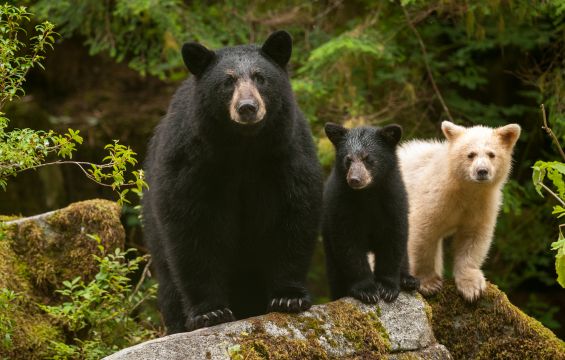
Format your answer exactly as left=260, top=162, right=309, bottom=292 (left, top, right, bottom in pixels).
left=237, top=100, right=258, bottom=117
left=348, top=176, right=362, bottom=187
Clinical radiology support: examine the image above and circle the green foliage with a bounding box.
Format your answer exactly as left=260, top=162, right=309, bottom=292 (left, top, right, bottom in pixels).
left=0, top=288, right=18, bottom=351
left=532, top=152, right=565, bottom=287
left=0, top=4, right=147, bottom=203
left=0, top=4, right=56, bottom=108
left=33, top=0, right=186, bottom=79
left=40, top=234, right=158, bottom=359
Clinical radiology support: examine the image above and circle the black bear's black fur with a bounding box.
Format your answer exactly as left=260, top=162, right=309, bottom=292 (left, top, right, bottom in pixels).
left=322, top=123, right=419, bottom=304
left=142, top=31, right=323, bottom=333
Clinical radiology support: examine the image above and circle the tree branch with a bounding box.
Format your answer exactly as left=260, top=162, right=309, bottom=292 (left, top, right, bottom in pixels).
left=540, top=103, right=565, bottom=162
left=401, top=5, right=455, bottom=123
left=539, top=181, right=565, bottom=208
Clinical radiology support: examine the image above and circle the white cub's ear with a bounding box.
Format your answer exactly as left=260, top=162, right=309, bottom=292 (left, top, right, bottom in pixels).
left=262, top=30, right=292, bottom=68
left=380, top=124, right=402, bottom=146
left=324, top=122, right=348, bottom=147
left=441, top=121, right=465, bottom=141
left=496, top=124, right=521, bottom=148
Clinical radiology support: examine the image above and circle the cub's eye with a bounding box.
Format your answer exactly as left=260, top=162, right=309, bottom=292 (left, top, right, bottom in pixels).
left=252, top=73, right=265, bottom=85
left=223, top=77, right=235, bottom=87
left=467, top=152, right=477, bottom=159
left=487, top=152, right=496, bottom=159
left=345, top=155, right=353, bottom=166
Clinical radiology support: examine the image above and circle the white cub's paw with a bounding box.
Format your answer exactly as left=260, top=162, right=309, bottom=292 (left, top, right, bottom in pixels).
left=455, top=269, right=486, bottom=302
left=418, top=274, right=443, bottom=296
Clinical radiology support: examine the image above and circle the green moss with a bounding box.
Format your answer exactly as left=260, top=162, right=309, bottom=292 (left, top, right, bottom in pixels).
left=231, top=300, right=391, bottom=359
left=232, top=320, right=328, bottom=360
left=428, top=280, right=565, bottom=359
left=4, top=199, right=124, bottom=291
left=326, top=300, right=390, bottom=353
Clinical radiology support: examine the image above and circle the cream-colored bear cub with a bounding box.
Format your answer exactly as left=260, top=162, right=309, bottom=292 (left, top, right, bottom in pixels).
left=399, top=121, right=520, bottom=301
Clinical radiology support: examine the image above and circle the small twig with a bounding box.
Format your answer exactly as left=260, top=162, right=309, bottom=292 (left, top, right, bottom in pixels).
left=129, top=257, right=152, bottom=303
left=540, top=104, right=565, bottom=162
left=401, top=5, right=455, bottom=123
left=539, top=182, right=565, bottom=208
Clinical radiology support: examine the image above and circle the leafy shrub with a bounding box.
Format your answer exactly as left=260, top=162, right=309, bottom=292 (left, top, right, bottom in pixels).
left=39, top=234, right=159, bottom=359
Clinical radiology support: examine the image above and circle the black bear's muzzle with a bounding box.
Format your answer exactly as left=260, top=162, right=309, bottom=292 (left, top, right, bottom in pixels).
left=237, top=100, right=259, bottom=123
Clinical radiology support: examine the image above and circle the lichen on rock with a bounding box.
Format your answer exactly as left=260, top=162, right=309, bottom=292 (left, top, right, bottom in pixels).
left=428, top=280, right=565, bottom=360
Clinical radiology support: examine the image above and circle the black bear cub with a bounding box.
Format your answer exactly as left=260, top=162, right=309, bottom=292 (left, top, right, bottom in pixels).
left=322, top=123, right=419, bottom=303
left=143, top=31, right=322, bottom=334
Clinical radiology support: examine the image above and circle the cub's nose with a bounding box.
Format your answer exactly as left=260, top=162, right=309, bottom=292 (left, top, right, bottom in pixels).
left=237, top=100, right=258, bottom=116
left=476, top=168, right=489, bottom=179
left=348, top=176, right=362, bottom=188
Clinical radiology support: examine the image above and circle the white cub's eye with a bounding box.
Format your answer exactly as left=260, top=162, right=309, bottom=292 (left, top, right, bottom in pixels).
left=467, top=152, right=477, bottom=159
left=487, top=152, right=495, bottom=159
left=253, top=73, right=265, bottom=85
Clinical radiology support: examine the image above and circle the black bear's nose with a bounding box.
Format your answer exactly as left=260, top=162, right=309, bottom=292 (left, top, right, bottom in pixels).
left=237, top=100, right=258, bottom=116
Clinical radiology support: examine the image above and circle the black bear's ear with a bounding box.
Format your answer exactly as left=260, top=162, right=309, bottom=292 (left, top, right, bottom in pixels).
left=182, top=42, right=216, bottom=77
left=325, top=122, right=348, bottom=146
left=380, top=124, right=402, bottom=146
left=261, top=30, right=292, bottom=68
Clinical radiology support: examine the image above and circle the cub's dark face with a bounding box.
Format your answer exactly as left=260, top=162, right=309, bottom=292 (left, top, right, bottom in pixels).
left=325, top=123, right=402, bottom=190
left=181, top=31, right=293, bottom=133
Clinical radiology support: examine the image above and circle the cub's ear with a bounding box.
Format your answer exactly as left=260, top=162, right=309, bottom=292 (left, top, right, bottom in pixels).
left=380, top=124, right=402, bottom=146
left=182, top=42, right=216, bottom=77
left=325, top=122, right=348, bottom=146
left=496, top=123, right=521, bottom=148
left=441, top=121, right=465, bottom=141
left=261, top=30, right=292, bottom=68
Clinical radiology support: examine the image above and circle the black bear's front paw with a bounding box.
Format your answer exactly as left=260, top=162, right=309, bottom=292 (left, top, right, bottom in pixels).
left=349, top=279, right=379, bottom=304
left=375, top=281, right=400, bottom=303
left=185, top=308, right=235, bottom=332
left=400, top=274, right=420, bottom=291
left=268, top=288, right=311, bottom=313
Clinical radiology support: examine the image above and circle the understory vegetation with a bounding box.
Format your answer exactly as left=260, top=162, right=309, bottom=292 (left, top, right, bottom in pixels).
left=0, top=0, right=564, bottom=357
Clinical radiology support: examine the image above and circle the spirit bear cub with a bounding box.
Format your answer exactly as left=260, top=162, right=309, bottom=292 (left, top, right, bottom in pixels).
left=399, top=121, right=520, bottom=301
left=323, top=123, right=419, bottom=304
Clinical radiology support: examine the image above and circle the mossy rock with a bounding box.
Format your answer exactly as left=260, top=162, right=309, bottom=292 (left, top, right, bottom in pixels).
left=0, top=199, right=124, bottom=359
left=428, top=280, right=565, bottom=359
left=3, top=199, right=124, bottom=292
left=105, top=294, right=449, bottom=359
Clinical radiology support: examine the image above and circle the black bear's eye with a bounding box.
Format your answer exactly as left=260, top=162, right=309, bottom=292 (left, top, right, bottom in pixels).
left=467, top=152, right=477, bottom=159
left=344, top=155, right=353, bottom=166
left=252, top=73, right=265, bottom=85
left=223, top=77, right=235, bottom=87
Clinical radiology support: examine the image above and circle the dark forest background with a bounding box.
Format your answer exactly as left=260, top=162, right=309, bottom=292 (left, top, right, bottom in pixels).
left=2, top=0, right=564, bottom=342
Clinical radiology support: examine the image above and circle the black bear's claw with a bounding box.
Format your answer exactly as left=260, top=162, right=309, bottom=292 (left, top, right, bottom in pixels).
left=376, top=282, right=400, bottom=303
left=349, top=281, right=380, bottom=304
left=400, top=274, right=420, bottom=291
left=268, top=295, right=311, bottom=313
left=186, top=307, right=235, bottom=332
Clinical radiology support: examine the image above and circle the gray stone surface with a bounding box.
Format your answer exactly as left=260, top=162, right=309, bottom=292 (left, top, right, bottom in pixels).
left=105, top=293, right=450, bottom=360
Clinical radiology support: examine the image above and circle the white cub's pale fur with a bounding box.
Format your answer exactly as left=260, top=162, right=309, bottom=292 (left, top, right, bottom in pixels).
left=399, top=121, right=520, bottom=301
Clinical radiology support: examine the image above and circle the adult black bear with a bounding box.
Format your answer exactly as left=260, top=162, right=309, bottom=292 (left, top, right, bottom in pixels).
left=322, top=123, right=419, bottom=304
left=143, top=31, right=323, bottom=333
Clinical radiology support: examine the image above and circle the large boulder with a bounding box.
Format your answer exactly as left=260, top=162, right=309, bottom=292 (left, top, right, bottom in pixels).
left=0, top=199, right=124, bottom=359
left=105, top=293, right=451, bottom=359
left=429, top=281, right=565, bottom=360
